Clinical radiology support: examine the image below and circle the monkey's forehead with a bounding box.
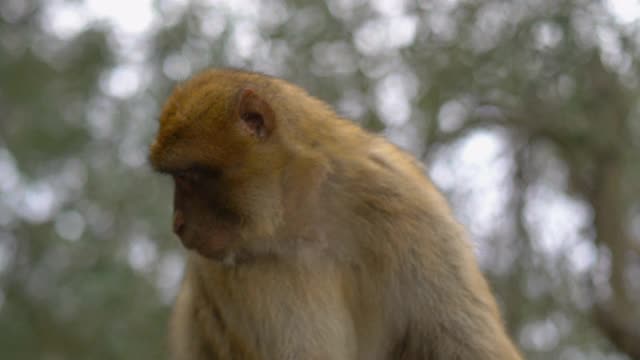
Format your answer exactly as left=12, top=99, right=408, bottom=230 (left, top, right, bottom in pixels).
left=160, top=85, right=230, bottom=128
left=161, top=69, right=273, bottom=122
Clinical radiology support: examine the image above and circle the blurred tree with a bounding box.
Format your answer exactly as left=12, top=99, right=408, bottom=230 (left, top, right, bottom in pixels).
left=0, top=0, right=638, bottom=359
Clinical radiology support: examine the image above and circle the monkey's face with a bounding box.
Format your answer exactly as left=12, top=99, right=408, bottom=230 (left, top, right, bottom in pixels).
left=150, top=70, right=287, bottom=260
left=170, top=167, right=244, bottom=260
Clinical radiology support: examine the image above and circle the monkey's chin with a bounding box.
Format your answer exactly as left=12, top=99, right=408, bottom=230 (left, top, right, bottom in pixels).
left=178, top=231, right=233, bottom=262
left=194, top=247, right=230, bottom=262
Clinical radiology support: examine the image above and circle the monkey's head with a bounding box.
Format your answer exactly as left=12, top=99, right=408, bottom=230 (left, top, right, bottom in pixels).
left=149, top=70, right=303, bottom=261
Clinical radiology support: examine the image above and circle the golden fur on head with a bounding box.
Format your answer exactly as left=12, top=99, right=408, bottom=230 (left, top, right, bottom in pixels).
left=151, top=69, right=266, bottom=173
left=149, top=69, right=336, bottom=258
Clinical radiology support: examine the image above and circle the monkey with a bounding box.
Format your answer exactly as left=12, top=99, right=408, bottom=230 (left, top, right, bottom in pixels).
left=149, top=68, right=523, bottom=360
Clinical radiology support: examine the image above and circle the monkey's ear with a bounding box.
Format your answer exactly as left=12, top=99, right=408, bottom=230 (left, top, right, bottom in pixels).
left=237, top=88, right=275, bottom=139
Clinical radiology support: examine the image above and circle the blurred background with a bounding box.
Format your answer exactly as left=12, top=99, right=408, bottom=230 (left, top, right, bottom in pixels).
left=1, top=0, right=639, bottom=359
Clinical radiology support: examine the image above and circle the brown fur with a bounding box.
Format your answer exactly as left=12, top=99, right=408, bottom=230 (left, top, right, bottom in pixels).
left=149, top=69, right=522, bottom=359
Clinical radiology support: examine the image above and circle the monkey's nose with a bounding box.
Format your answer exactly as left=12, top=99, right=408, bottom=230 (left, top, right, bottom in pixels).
left=173, top=211, right=185, bottom=235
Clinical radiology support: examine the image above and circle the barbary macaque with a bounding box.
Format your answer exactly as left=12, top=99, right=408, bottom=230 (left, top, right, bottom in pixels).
left=149, top=69, right=522, bottom=359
